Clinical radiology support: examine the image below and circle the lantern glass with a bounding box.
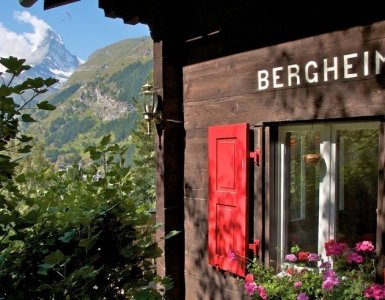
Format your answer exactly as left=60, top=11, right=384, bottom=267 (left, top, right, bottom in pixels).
left=141, top=82, right=159, bottom=135
left=141, top=83, right=157, bottom=114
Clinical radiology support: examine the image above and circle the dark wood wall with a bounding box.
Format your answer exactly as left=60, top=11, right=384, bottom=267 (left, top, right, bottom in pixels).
left=183, top=20, right=385, bottom=299
left=184, top=23, right=385, bottom=127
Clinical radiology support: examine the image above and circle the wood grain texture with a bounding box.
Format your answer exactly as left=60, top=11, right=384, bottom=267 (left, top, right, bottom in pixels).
left=183, top=21, right=385, bottom=297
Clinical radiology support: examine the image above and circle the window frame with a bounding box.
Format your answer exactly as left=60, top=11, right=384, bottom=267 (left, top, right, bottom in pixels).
left=276, top=121, right=379, bottom=265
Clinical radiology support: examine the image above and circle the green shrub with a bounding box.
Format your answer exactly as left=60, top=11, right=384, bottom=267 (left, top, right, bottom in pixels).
left=0, top=57, right=172, bottom=299
left=0, top=135, right=172, bottom=299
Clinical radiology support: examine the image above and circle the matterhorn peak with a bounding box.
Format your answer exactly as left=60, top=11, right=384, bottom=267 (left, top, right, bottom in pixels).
left=24, top=28, right=82, bottom=86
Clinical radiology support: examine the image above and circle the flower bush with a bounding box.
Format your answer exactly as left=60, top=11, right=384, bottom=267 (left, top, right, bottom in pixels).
left=236, top=240, right=385, bottom=299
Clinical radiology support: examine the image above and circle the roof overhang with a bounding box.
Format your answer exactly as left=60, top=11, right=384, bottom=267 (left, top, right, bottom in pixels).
left=19, top=0, right=80, bottom=9
left=43, top=0, right=79, bottom=9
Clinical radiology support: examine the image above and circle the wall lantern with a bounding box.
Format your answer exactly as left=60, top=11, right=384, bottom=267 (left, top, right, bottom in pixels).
left=141, top=82, right=162, bottom=135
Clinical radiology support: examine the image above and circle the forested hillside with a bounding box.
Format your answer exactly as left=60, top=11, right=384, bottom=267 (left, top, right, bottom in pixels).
left=27, top=36, right=153, bottom=166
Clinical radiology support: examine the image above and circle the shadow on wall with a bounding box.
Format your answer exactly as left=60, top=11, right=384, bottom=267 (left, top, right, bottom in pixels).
left=184, top=181, right=247, bottom=300
left=181, top=21, right=385, bottom=300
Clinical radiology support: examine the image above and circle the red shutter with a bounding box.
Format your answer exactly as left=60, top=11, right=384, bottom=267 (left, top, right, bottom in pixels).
left=208, top=123, right=249, bottom=276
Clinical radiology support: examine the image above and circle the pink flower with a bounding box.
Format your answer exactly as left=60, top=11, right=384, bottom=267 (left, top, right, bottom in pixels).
left=294, top=281, right=302, bottom=288
left=307, top=253, right=320, bottom=262
left=364, top=283, right=385, bottom=300
left=257, top=285, right=267, bottom=300
left=244, top=281, right=267, bottom=299
left=244, top=282, right=258, bottom=296
left=355, top=241, right=375, bottom=253
left=285, top=254, right=297, bottom=262
left=297, top=293, right=309, bottom=300
left=346, top=252, right=364, bottom=264
left=322, top=269, right=340, bottom=292
left=324, top=239, right=348, bottom=256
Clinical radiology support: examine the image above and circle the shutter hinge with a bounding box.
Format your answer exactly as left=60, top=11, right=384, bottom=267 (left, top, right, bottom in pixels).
left=249, top=239, right=260, bottom=257
left=250, top=148, right=261, bottom=166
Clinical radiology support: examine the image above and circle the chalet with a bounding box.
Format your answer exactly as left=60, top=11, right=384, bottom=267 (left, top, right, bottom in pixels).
left=24, top=0, right=385, bottom=299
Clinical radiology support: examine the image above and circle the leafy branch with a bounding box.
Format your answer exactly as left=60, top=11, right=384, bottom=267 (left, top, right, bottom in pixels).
left=0, top=56, right=58, bottom=181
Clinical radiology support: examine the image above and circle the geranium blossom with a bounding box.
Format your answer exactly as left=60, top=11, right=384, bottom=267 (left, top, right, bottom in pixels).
left=355, top=241, right=375, bottom=253
left=364, top=283, right=385, bottom=300
left=307, top=253, right=320, bottom=262
left=242, top=239, right=378, bottom=299
left=294, top=281, right=302, bottom=288
left=322, top=269, right=340, bottom=291
left=297, top=292, right=309, bottom=300
left=346, top=252, right=364, bottom=264
left=324, top=239, right=348, bottom=256
left=244, top=281, right=258, bottom=296
left=298, top=251, right=310, bottom=261
left=257, top=285, right=267, bottom=300
left=285, top=254, right=297, bottom=262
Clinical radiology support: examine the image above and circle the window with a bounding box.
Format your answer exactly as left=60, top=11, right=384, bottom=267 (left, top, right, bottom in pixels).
left=278, top=122, right=379, bottom=261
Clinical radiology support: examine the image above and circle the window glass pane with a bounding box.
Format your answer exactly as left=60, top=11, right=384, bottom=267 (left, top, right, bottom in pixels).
left=336, top=129, right=378, bottom=245
left=285, top=130, right=320, bottom=254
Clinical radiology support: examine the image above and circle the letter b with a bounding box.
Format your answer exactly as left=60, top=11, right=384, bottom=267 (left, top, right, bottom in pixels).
left=257, top=70, right=269, bottom=90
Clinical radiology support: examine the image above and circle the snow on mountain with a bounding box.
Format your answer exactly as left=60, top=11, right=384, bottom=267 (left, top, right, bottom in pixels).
left=23, top=28, right=82, bottom=86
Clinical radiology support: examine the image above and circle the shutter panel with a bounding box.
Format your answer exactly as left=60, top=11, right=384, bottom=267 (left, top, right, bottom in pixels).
left=208, top=123, right=249, bottom=276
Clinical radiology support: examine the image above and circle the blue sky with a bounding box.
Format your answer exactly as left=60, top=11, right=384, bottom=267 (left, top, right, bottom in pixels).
left=0, top=0, right=150, bottom=61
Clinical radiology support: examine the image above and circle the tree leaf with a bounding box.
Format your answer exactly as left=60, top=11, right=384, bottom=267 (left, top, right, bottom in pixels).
left=21, top=114, right=36, bottom=122
left=100, top=134, right=111, bottom=146
left=59, top=229, right=76, bottom=243
left=0, top=56, right=30, bottom=76
left=107, top=144, right=120, bottom=152
left=37, top=263, right=54, bottom=275
left=79, top=236, right=95, bottom=248
left=17, top=145, right=33, bottom=153
left=37, top=101, right=56, bottom=111
left=24, top=209, right=39, bottom=223
left=17, top=135, right=33, bottom=142
left=89, top=149, right=101, bottom=160
left=15, top=174, right=27, bottom=183
left=0, top=212, right=12, bottom=224
left=22, top=77, right=44, bottom=89
left=44, top=250, right=65, bottom=266
left=44, top=77, right=59, bottom=87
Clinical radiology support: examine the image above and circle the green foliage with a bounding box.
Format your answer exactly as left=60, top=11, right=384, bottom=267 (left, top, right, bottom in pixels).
left=127, top=98, right=156, bottom=206
left=49, top=83, right=81, bottom=105
left=109, top=60, right=153, bottom=102
left=95, top=113, right=139, bottom=142
left=66, top=37, right=152, bottom=86
left=0, top=136, right=171, bottom=299
left=0, top=56, right=171, bottom=298
left=0, top=56, right=58, bottom=182
left=45, top=115, right=96, bottom=148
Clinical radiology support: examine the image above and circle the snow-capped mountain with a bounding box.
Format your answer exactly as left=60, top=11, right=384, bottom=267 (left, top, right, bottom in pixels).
left=23, top=28, right=82, bottom=86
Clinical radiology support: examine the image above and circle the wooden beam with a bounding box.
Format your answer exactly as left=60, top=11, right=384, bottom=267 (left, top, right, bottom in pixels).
left=153, top=35, right=186, bottom=299
left=44, top=0, right=79, bottom=10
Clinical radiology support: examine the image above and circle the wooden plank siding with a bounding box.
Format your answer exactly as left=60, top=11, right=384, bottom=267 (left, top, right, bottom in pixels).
left=184, top=25, right=385, bottom=130
left=378, top=122, right=385, bottom=279
left=183, top=20, right=385, bottom=299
